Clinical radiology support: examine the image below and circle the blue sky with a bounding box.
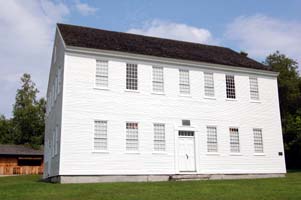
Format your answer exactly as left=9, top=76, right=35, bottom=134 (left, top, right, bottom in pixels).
left=0, top=0, right=301, bottom=117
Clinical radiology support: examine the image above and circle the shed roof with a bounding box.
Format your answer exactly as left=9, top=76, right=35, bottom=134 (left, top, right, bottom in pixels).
left=57, top=23, right=272, bottom=71
left=0, top=144, right=43, bottom=156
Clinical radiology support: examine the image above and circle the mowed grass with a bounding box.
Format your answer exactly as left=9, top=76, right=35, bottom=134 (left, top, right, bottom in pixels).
left=0, top=172, right=301, bottom=200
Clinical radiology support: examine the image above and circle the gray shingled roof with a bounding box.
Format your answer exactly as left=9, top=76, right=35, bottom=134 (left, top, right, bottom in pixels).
left=57, top=23, right=272, bottom=71
left=0, top=144, right=43, bottom=156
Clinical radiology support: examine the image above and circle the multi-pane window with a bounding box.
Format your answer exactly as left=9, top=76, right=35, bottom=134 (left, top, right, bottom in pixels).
left=179, top=69, right=190, bottom=94
left=55, top=125, right=58, bottom=155
left=154, top=123, right=165, bottom=151
left=94, top=120, right=108, bottom=150
left=253, top=128, right=263, bottom=153
left=249, top=77, right=259, bottom=100
left=178, top=131, right=194, bottom=136
left=204, top=72, right=215, bottom=97
left=207, top=126, right=218, bottom=152
left=58, top=67, right=62, bottom=94
left=126, top=122, right=138, bottom=151
left=95, top=60, right=108, bottom=87
left=152, top=67, right=164, bottom=93
left=52, top=130, right=55, bottom=157
left=126, top=63, right=138, bottom=90
left=229, top=128, right=240, bottom=153
left=226, top=75, right=236, bottom=99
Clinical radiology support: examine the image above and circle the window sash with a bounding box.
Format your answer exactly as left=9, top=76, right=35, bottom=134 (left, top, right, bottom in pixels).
left=154, top=123, right=165, bottom=151
left=207, top=126, right=217, bottom=152
left=126, top=122, right=138, bottom=151
left=226, top=75, right=236, bottom=99
left=152, top=67, right=164, bottom=92
left=179, top=69, right=190, bottom=94
left=204, top=73, right=215, bottom=97
left=229, top=128, right=240, bottom=152
left=249, top=77, right=259, bottom=100
left=253, top=128, right=263, bottom=153
left=126, top=63, right=138, bottom=90
left=94, top=120, right=107, bottom=150
left=96, top=60, right=108, bottom=87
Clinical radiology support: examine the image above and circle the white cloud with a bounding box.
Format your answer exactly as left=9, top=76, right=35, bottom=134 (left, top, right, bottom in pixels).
left=0, top=0, right=70, bottom=117
left=75, top=0, right=97, bottom=16
left=128, top=20, right=217, bottom=44
left=225, top=14, right=301, bottom=63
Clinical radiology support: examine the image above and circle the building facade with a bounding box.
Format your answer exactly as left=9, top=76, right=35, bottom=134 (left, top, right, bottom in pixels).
left=44, top=24, right=286, bottom=183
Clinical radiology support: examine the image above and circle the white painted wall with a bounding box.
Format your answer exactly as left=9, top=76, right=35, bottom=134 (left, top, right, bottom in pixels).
left=51, top=49, right=286, bottom=177
left=43, top=29, right=65, bottom=178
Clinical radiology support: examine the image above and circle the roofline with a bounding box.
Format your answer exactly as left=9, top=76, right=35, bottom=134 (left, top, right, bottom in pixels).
left=65, top=45, right=279, bottom=77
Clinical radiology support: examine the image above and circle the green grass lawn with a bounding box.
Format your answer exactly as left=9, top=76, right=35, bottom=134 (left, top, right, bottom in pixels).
left=0, top=172, right=301, bottom=200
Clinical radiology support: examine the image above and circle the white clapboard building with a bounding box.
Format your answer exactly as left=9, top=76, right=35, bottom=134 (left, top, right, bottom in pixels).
left=44, top=23, right=286, bottom=183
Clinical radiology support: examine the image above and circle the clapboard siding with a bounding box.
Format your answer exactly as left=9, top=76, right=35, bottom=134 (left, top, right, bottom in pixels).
left=52, top=51, right=286, bottom=176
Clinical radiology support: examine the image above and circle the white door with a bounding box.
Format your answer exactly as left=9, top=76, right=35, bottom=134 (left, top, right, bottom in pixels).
left=178, top=131, right=196, bottom=172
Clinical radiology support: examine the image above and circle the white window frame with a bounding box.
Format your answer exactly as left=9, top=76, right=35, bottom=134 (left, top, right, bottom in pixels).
left=152, top=66, right=164, bottom=93
left=226, top=75, right=236, bottom=99
left=204, top=72, right=215, bottom=98
left=253, top=128, right=264, bottom=153
left=126, top=63, right=138, bottom=91
left=179, top=69, right=190, bottom=95
left=229, top=127, right=240, bottom=153
left=93, top=120, right=108, bottom=151
left=153, top=123, right=166, bottom=152
left=126, top=122, right=139, bottom=152
left=57, top=66, right=62, bottom=95
left=249, top=77, right=260, bottom=101
left=55, top=125, right=58, bottom=155
left=53, top=45, right=57, bottom=64
left=206, top=126, right=218, bottom=153
left=95, top=60, right=109, bottom=88
left=52, top=129, right=55, bottom=157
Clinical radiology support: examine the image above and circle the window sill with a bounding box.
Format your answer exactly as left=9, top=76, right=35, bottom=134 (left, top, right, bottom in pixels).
left=225, top=98, right=237, bottom=101
left=250, top=100, right=261, bottom=103
left=92, top=150, right=109, bottom=154
left=178, top=94, right=192, bottom=98
left=204, top=96, right=216, bottom=100
left=94, top=87, right=109, bottom=91
left=151, top=92, right=165, bottom=95
left=254, top=153, right=265, bottom=156
left=229, top=153, right=242, bottom=156
left=124, top=89, right=140, bottom=93
left=125, top=151, right=140, bottom=154
left=206, top=152, right=220, bottom=156
left=152, top=151, right=167, bottom=155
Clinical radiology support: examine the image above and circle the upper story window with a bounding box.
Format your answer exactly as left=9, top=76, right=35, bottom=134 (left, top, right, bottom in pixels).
left=94, top=120, right=108, bottom=150
left=226, top=75, right=236, bottom=99
left=152, top=66, right=164, bottom=93
left=53, top=45, right=57, bottom=64
left=204, top=72, right=215, bottom=97
left=229, top=128, right=240, bottom=153
left=179, top=69, right=190, bottom=94
left=154, top=123, right=165, bottom=151
left=253, top=128, right=263, bottom=153
left=126, top=63, right=138, bottom=90
left=207, top=126, right=218, bottom=152
left=126, top=122, right=138, bottom=151
left=249, top=77, right=259, bottom=100
left=58, top=66, right=62, bottom=94
left=95, top=60, right=108, bottom=88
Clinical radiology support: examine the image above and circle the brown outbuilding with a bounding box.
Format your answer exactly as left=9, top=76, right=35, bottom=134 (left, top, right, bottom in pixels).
left=0, top=144, right=43, bottom=175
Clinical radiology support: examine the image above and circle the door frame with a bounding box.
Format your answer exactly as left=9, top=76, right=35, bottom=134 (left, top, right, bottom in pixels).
left=174, top=126, right=197, bottom=174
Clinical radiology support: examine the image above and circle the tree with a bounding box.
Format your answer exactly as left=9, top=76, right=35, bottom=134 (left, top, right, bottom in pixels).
left=12, top=74, right=45, bottom=148
left=0, top=115, right=14, bottom=144
left=264, top=51, right=301, bottom=169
